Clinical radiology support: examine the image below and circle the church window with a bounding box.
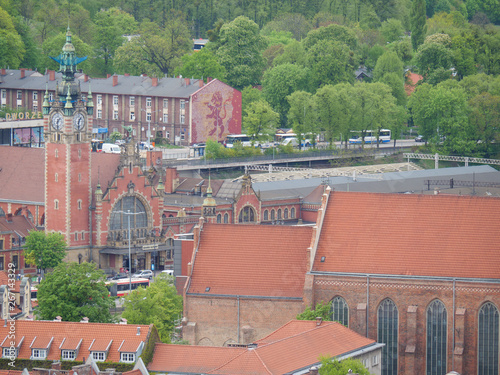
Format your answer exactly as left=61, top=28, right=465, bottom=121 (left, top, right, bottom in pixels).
left=224, top=213, right=228, bottom=223
left=263, top=210, right=269, bottom=221
left=291, top=207, right=295, bottom=218
left=277, top=209, right=282, bottom=220
left=55, top=173, right=58, bottom=182
left=217, top=214, right=221, bottom=223
left=271, top=210, right=275, bottom=221
left=238, top=206, right=255, bottom=223
left=110, top=196, right=148, bottom=238
left=284, top=208, right=288, bottom=219
left=54, top=200, right=59, bottom=210
left=378, top=298, right=398, bottom=375
left=0, top=257, right=3, bottom=270
left=478, top=302, right=499, bottom=375
left=426, top=299, right=447, bottom=375
left=0, top=207, right=4, bottom=217
left=331, top=296, right=349, bottom=327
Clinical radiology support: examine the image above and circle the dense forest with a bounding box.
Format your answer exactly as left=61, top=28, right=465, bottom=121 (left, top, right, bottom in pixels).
left=1, top=0, right=499, bottom=157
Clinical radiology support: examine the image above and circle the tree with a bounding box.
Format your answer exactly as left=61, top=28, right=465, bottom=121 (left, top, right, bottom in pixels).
left=122, top=274, right=183, bottom=342
left=241, top=86, right=263, bottom=117
left=24, top=231, right=66, bottom=271
left=262, top=63, right=310, bottom=126
left=215, top=16, right=266, bottom=90
left=379, top=72, right=407, bottom=106
left=380, top=18, right=405, bottom=43
left=410, top=0, right=427, bottom=50
left=297, top=300, right=332, bottom=321
left=0, top=6, right=25, bottom=68
left=468, top=92, right=500, bottom=157
left=243, top=100, right=279, bottom=143
left=303, top=23, right=358, bottom=51
left=373, top=50, right=404, bottom=81
left=174, top=47, right=226, bottom=81
left=272, top=40, right=307, bottom=67
left=287, top=91, right=316, bottom=149
left=319, top=358, right=371, bottom=375
left=36, top=262, right=113, bottom=322
left=414, top=42, right=453, bottom=78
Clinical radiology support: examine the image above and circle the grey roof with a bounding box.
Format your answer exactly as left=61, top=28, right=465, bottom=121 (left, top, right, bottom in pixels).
left=0, top=69, right=205, bottom=98
left=216, top=179, right=242, bottom=199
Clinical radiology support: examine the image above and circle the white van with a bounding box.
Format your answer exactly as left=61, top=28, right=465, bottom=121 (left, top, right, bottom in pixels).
left=101, top=143, right=121, bottom=154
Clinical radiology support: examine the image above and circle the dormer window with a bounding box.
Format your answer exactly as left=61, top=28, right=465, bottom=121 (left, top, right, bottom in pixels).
left=31, top=348, right=47, bottom=359
left=3, top=347, right=16, bottom=359
left=92, top=351, right=106, bottom=362
left=120, top=353, right=135, bottom=363
left=62, top=350, right=76, bottom=360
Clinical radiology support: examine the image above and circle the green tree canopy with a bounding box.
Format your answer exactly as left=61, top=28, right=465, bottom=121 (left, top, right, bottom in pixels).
left=174, top=47, right=226, bottom=81
left=410, top=0, right=427, bottom=50
left=296, top=300, right=333, bottom=321
left=0, top=6, right=25, bottom=68
left=319, top=358, right=371, bottom=375
left=23, top=231, right=67, bottom=271
left=37, top=262, right=113, bottom=322
left=303, top=23, right=358, bottom=51
left=122, top=274, right=183, bottom=342
left=262, top=63, right=310, bottom=126
left=215, top=16, right=266, bottom=90
left=380, top=18, right=405, bottom=43
left=373, top=50, right=404, bottom=81
left=414, top=42, right=453, bottom=78
left=243, top=100, right=279, bottom=143
left=287, top=90, right=316, bottom=149
left=272, top=39, right=307, bottom=67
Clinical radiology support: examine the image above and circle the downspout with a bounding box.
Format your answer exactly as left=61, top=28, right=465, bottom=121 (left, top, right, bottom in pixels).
left=89, top=205, right=94, bottom=263
left=237, top=295, right=240, bottom=343
left=452, top=278, right=456, bottom=371
left=366, top=274, right=370, bottom=337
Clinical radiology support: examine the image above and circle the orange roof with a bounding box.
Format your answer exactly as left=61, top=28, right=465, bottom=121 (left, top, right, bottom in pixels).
left=148, top=320, right=377, bottom=375
left=188, top=224, right=313, bottom=297
left=0, top=320, right=151, bottom=362
left=314, top=192, right=500, bottom=278
left=405, top=72, right=423, bottom=96
left=148, top=345, right=245, bottom=373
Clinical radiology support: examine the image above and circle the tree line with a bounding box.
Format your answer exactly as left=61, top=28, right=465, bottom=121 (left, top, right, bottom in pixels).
left=1, top=0, right=499, bottom=157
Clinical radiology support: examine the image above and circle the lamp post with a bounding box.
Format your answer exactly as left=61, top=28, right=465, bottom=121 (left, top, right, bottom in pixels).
left=141, top=108, right=162, bottom=149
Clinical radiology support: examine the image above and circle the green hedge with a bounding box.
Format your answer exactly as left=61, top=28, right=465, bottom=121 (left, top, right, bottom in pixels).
left=0, top=358, right=134, bottom=372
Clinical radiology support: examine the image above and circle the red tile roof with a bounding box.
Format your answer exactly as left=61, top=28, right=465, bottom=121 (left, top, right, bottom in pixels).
left=148, top=345, right=246, bottom=373
left=148, top=320, right=376, bottom=375
left=314, top=192, right=500, bottom=278
left=0, top=320, right=151, bottom=362
left=188, top=224, right=313, bottom=297
left=0, top=215, right=37, bottom=237
left=0, top=146, right=45, bottom=203
left=405, top=72, right=423, bottom=96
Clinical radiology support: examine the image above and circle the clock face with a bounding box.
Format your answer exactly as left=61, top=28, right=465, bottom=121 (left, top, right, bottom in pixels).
left=51, top=113, right=64, bottom=131
left=73, top=113, right=85, bottom=131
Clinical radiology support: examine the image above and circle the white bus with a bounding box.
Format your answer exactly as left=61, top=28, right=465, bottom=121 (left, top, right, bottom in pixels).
left=348, top=129, right=391, bottom=144
left=224, top=134, right=252, bottom=148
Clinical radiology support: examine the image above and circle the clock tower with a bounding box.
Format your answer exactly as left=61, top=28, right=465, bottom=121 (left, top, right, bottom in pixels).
left=43, top=27, right=94, bottom=260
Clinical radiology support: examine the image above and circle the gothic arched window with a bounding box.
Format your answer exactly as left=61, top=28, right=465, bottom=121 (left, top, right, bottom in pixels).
left=110, top=196, right=148, bottom=238
left=378, top=299, right=398, bottom=375
left=217, top=214, right=221, bottom=223
left=0, top=207, right=5, bottom=217
left=331, top=296, right=349, bottom=327
left=277, top=209, right=282, bottom=219
left=478, top=302, right=499, bottom=375
left=291, top=207, right=296, bottom=218
left=238, top=206, right=255, bottom=223
left=224, top=213, right=229, bottom=223
left=263, top=210, right=269, bottom=221
left=284, top=208, right=288, bottom=219
left=426, top=299, right=447, bottom=375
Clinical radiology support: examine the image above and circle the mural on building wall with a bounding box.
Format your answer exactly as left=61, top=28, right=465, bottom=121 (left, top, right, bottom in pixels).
left=190, top=80, right=242, bottom=145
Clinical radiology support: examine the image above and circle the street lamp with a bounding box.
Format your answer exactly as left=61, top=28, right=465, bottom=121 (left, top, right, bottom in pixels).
left=141, top=108, right=163, bottom=149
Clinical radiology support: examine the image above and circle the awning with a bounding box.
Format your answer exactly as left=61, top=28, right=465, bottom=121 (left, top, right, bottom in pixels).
left=99, top=244, right=170, bottom=255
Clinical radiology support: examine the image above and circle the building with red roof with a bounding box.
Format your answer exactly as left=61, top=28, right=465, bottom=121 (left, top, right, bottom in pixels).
left=149, top=319, right=383, bottom=375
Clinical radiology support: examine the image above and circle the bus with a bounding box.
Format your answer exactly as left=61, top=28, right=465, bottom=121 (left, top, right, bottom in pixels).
left=91, top=139, right=104, bottom=152
left=224, top=134, right=252, bottom=148
left=348, top=129, right=391, bottom=144
left=106, top=277, right=150, bottom=297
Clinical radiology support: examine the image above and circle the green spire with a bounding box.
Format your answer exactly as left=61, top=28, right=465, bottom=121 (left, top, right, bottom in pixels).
left=42, top=84, right=50, bottom=115
left=49, top=27, right=87, bottom=82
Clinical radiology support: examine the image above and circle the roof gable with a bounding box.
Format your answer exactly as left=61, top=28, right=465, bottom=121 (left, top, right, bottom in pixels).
left=314, top=192, right=500, bottom=279
left=188, top=224, right=313, bottom=297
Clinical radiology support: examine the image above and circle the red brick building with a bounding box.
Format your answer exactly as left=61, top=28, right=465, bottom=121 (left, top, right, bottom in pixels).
left=181, top=189, right=500, bottom=375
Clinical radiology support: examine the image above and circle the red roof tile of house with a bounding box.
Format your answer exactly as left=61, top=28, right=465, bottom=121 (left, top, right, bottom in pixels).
left=60, top=337, right=83, bottom=350
left=148, top=320, right=376, bottom=375
left=314, top=192, right=500, bottom=278
left=30, top=336, right=54, bottom=349
left=148, top=345, right=246, bottom=373
left=0, top=320, right=151, bottom=362
left=188, top=224, right=313, bottom=297
left=405, top=72, right=423, bottom=96
left=0, top=146, right=45, bottom=203
left=0, top=215, right=37, bottom=237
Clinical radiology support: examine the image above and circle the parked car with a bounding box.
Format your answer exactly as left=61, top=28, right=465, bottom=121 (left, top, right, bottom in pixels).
left=415, top=135, right=425, bottom=142
left=108, top=272, right=129, bottom=281
left=101, top=143, right=122, bottom=154
left=138, top=142, right=154, bottom=151
left=132, top=270, right=154, bottom=279
left=161, top=269, right=174, bottom=276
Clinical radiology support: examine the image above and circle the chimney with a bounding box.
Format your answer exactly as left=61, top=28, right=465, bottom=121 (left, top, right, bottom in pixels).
left=113, top=75, right=118, bottom=87
left=152, top=77, right=158, bottom=87
left=124, top=73, right=130, bottom=77
left=184, top=78, right=190, bottom=86
left=199, top=80, right=204, bottom=87
left=119, top=318, right=127, bottom=325
left=316, top=317, right=322, bottom=326
left=54, top=316, right=62, bottom=322
left=84, top=74, right=88, bottom=82
left=1, top=68, right=5, bottom=75
left=26, top=315, right=34, bottom=321
left=107, top=74, right=111, bottom=78
left=49, top=70, right=55, bottom=81
left=80, top=317, right=89, bottom=323
left=6, top=213, right=13, bottom=223
left=20, top=69, right=25, bottom=78
left=51, top=362, right=62, bottom=370
left=309, top=366, right=319, bottom=375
